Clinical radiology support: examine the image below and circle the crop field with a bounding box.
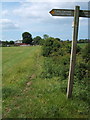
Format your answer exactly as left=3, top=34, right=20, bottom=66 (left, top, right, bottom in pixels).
left=2, top=45, right=89, bottom=118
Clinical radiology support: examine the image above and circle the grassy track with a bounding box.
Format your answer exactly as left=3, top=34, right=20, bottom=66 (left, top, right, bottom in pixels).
left=77, top=43, right=87, bottom=48
left=2, top=46, right=43, bottom=117
left=2, top=46, right=89, bottom=118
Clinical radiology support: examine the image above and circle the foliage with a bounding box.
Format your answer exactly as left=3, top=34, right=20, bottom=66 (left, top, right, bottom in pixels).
left=9, top=41, right=14, bottom=45
left=2, top=40, right=14, bottom=47
left=41, top=55, right=69, bottom=79
left=75, top=62, right=88, bottom=80
left=22, top=32, right=32, bottom=44
left=55, top=38, right=61, bottom=41
left=39, top=39, right=45, bottom=45
left=78, top=39, right=89, bottom=43
left=43, top=34, right=49, bottom=39
left=82, top=43, right=90, bottom=62
left=33, top=36, right=42, bottom=45
left=76, top=45, right=81, bottom=54
left=42, top=37, right=81, bottom=57
left=42, top=37, right=62, bottom=57
left=73, top=43, right=90, bottom=106
left=42, top=41, right=90, bottom=117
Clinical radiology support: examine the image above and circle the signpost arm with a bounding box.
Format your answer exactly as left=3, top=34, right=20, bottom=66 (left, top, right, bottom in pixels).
left=67, top=6, right=80, bottom=98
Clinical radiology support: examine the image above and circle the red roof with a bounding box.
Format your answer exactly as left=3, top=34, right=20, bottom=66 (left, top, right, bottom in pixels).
left=15, top=43, right=29, bottom=45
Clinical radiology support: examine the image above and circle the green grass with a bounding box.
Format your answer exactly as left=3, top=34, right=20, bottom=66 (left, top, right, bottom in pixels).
left=77, top=43, right=87, bottom=48
left=2, top=46, right=89, bottom=118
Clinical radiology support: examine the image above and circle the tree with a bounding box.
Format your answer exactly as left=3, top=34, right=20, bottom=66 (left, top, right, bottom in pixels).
left=42, top=37, right=61, bottom=57
left=43, top=34, right=49, bottom=39
left=55, top=38, right=61, bottom=42
left=2, top=41, right=9, bottom=47
left=9, top=41, right=14, bottom=45
left=22, top=32, right=32, bottom=44
left=33, top=36, right=41, bottom=45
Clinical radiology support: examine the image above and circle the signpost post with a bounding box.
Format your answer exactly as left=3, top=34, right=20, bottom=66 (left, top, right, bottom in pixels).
left=49, top=6, right=90, bottom=98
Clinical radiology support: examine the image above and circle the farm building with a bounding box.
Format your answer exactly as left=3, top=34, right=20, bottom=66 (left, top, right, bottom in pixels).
left=15, top=40, right=31, bottom=46
left=15, top=40, right=22, bottom=44
left=15, top=43, right=30, bottom=46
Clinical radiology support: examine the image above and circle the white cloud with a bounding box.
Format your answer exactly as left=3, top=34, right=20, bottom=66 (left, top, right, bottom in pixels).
left=2, top=10, right=9, bottom=16
left=13, top=2, right=74, bottom=22
left=0, top=19, right=19, bottom=30
left=79, top=18, right=88, bottom=26
left=13, top=3, right=48, bottom=18
left=13, top=1, right=88, bottom=21
left=12, top=1, right=88, bottom=29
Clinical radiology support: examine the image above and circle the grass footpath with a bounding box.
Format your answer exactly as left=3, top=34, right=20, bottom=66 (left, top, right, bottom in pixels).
left=2, top=46, right=89, bottom=118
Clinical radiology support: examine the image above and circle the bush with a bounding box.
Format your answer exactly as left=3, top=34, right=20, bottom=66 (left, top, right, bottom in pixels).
left=74, top=81, right=90, bottom=105
left=75, top=62, right=88, bottom=80
left=41, top=56, right=69, bottom=79
left=76, top=45, right=81, bottom=54
left=42, top=37, right=61, bottom=57
left=42, top=46, right=52, bottom=57
left=82, top=43, right=90, bottom=62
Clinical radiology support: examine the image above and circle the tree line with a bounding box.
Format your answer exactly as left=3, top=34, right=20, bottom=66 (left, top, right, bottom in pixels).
left=1, top=31, right=89, bottom=47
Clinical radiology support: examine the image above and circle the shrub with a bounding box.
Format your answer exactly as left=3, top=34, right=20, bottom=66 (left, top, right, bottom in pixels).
left=82, top=43, right=90, bottom=62
left=75, top=62, right=88, bottom=80
left=41, top=56, right=69, bottom=79
left=42, top=37, right=61, bottom=57
left=76, top=45, right=81, bottom=54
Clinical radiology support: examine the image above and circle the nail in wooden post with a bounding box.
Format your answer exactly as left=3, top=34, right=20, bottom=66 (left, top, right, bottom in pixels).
left=67, top=6, right=80, bottom=98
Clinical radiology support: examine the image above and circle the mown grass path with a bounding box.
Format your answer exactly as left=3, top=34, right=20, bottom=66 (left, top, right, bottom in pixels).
left=2, top=46, right=89, bottom=118
left=2, top=46, right=43, bottom=117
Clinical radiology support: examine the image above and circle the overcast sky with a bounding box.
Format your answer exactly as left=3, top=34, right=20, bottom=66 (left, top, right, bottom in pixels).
left=0, top=0, right=90, bottom=41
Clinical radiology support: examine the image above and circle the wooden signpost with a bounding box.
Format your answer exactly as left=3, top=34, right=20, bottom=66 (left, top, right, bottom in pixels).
left=50, top=8, right=90, bottom=17
left=49, top=6, right=90, bottom=98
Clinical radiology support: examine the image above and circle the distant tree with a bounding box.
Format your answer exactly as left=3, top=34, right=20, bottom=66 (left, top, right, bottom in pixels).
left=2, top=41, right=9, bottom=47
left=43, top=34, right=49, bottom=39
left=22, top=32, right=32, bottom=44
left=78, top=39, right=89, bottom=43
left=55, top=38, right=61, bottom=42
left=9, top=41, right=14, bottom=45
left=33, top=36, right=42, bottom=45
left=66, top=39, right=71, bottom=43
left=6, top=41, right=9, bottom=44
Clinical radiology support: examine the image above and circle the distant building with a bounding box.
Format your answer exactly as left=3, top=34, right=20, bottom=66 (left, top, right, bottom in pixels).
left=7, top=45, right=10, bottom=47
left=20, top=43, right=30, bottom=46
left=15, top=43, right=30, bottom=46
left=15, top=40, right=22, bottom=44
left=14, top=40, right=31, bottom=46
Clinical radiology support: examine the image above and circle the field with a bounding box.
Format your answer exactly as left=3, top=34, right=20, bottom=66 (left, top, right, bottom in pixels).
left=2, top=46, right=89, bottom=118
